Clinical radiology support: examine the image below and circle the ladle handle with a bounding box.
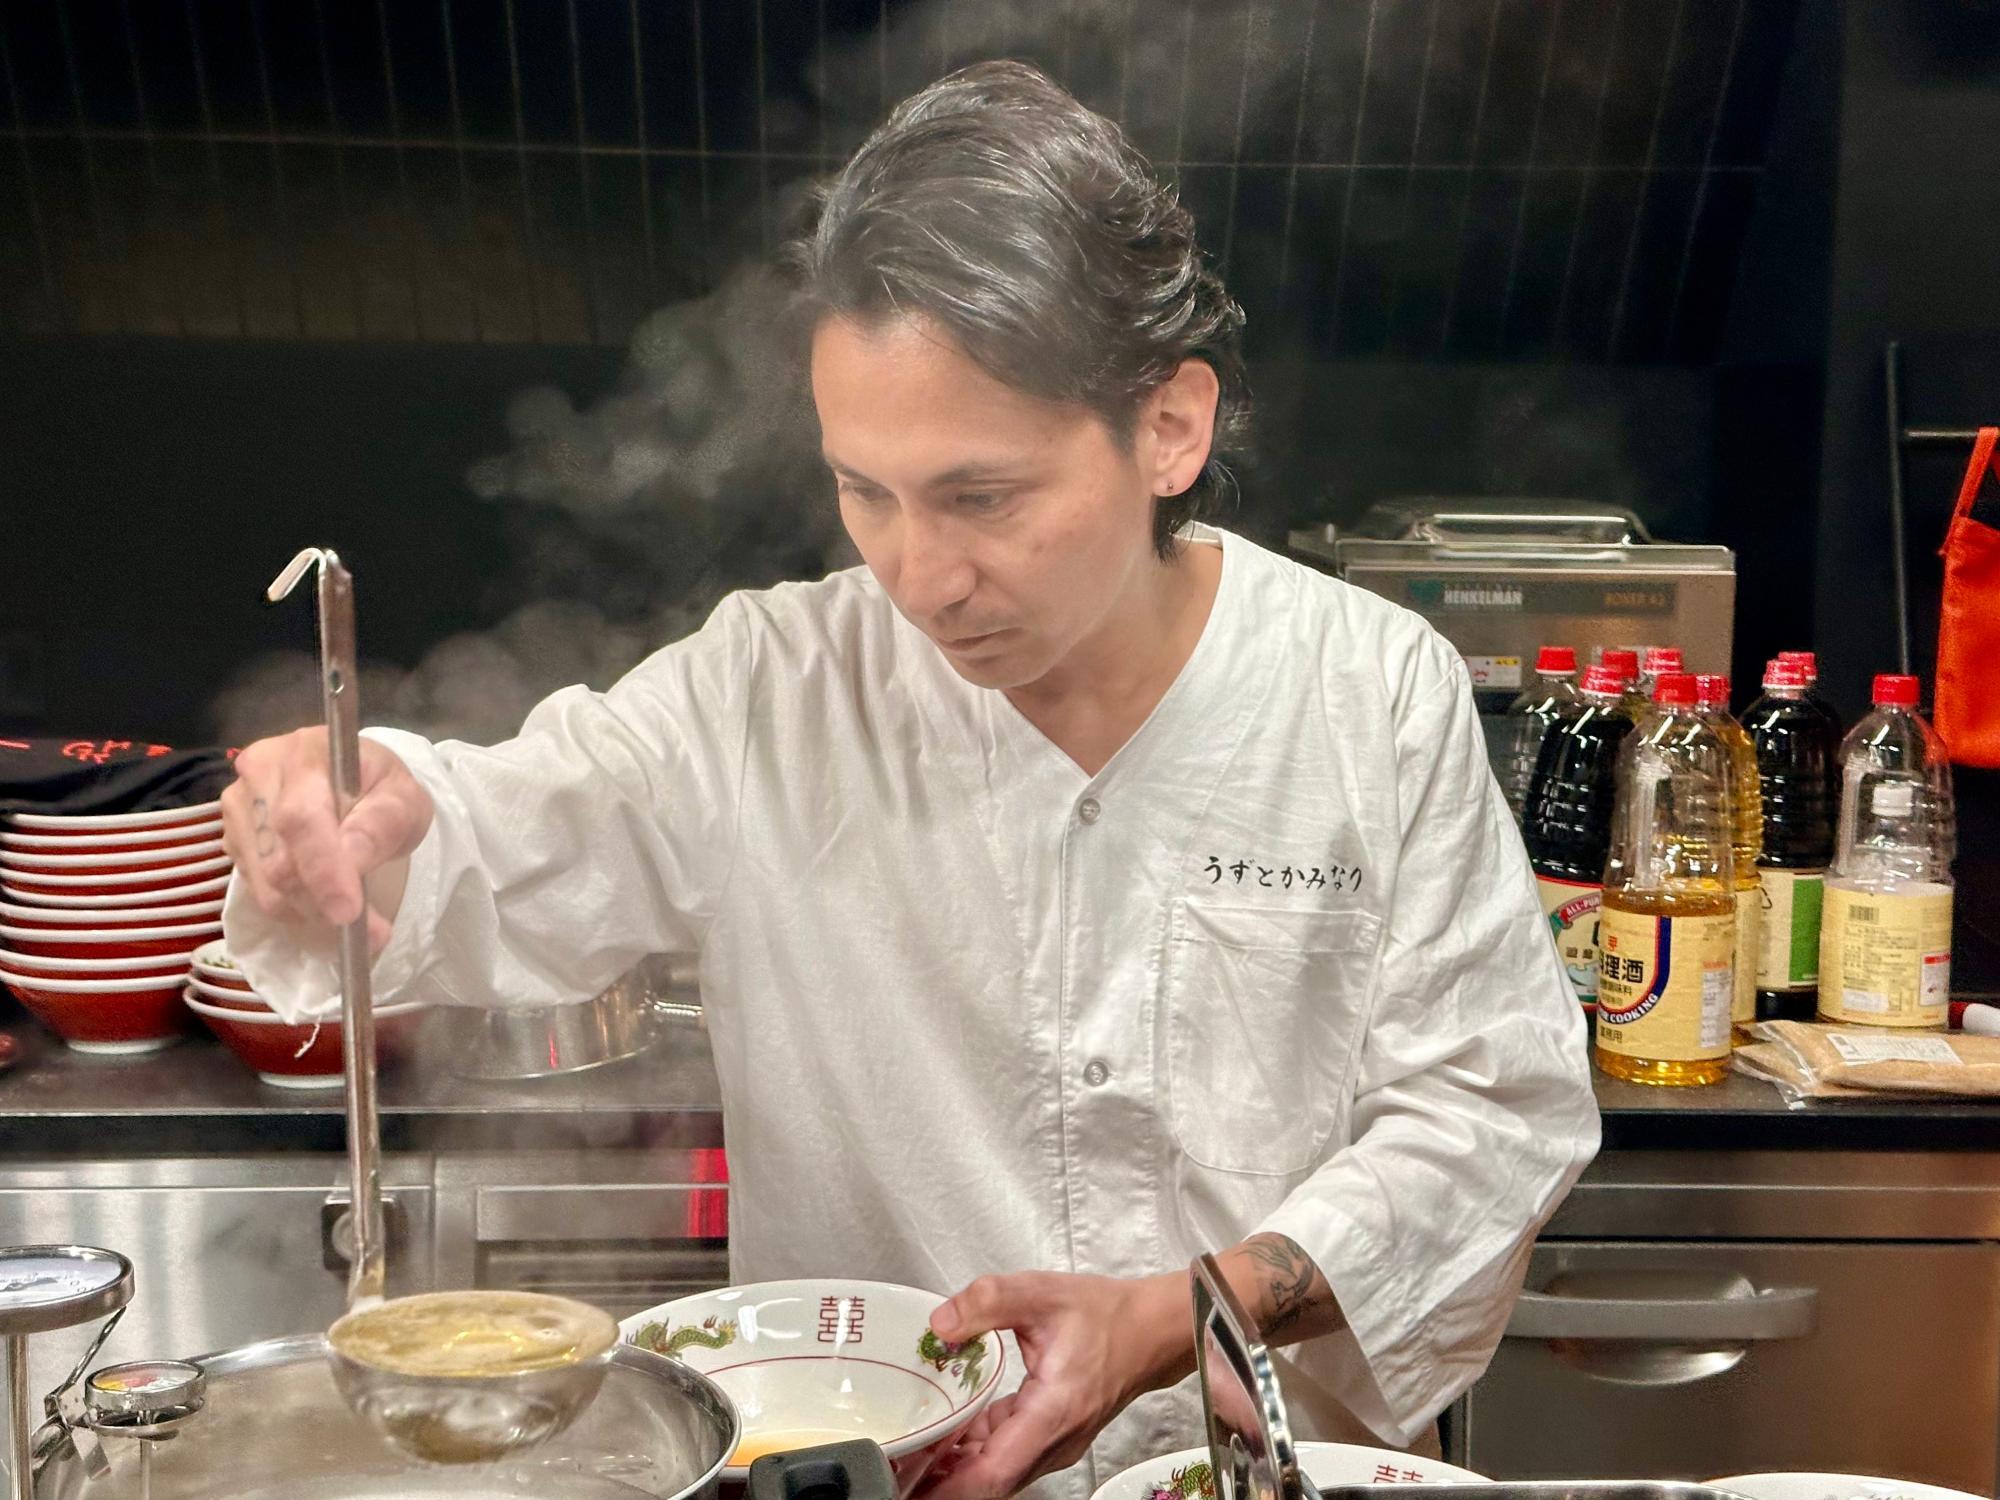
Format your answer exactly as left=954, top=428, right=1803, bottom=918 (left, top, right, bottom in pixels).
left=270, top=547, right=385, bottom=1310
left=319, top=561, right=385, bottom=1309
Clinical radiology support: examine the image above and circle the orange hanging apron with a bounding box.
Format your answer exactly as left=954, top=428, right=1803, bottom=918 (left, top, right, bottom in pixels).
left=1935, top=425, right=2000, bottom=767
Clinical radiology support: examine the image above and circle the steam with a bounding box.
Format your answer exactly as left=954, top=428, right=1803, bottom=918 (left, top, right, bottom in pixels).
left=207, top=0, right=1310, bottom=751
left=211, top=264, right=843, bottom=748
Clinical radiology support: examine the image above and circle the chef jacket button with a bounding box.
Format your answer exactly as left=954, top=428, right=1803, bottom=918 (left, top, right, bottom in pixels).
left=1077, top=797, right=1102, bottom=825
left=1083, top=1058, right=1111, bottom=1087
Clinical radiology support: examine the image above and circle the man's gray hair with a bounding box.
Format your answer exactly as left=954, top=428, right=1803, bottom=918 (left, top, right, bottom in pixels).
left=788, top=60, right=1249, bottom=559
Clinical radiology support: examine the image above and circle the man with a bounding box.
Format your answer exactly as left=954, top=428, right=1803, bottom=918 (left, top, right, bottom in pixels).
left=223, top=61, right=1598, bottom=1500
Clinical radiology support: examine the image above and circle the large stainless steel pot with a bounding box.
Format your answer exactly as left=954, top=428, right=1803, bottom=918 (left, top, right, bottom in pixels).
left=32, top=1334, right=738, bottom=1500
left=431, top=956, right=701, bottom=1081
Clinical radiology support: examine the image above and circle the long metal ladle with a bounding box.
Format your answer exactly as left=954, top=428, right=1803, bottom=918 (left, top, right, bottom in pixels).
left=266, top=546, right=385, bottom=1310
left=265, top=549, right=616, bottom=1466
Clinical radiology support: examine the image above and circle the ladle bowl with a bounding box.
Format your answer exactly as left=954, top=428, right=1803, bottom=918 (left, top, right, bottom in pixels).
left=326, top=1291, right=619, bottom=1465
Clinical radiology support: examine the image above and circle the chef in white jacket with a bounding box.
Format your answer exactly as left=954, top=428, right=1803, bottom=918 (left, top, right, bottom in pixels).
left=222, top=60, right=1598, bottom=1500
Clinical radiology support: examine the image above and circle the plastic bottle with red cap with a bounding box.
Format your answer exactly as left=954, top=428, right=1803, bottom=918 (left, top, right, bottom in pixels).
left=1742, top=659, right=1838, bottom=1019
left=1493, top=646, right=1581, bottom=820
left=1819, top=674, right=1956, bottom=1029
left=1522, top=665, right=1636, bottom=1025
left=1638, top=646, right=1686, bottom=703
left=1777, top=650, right=1844, bottom=740
left=1692, top=674, right=1763, bottom=1041
left=1595, top=672, right=1737, bottom=1086
left=1598, top=648, right=1645, bottom=717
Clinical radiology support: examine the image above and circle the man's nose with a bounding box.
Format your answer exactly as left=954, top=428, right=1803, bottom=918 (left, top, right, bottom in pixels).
left=897, top=514, right=976, bottom=619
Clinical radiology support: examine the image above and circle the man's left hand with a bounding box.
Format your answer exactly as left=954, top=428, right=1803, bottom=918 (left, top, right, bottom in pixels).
left=917, top=1269, right=1187, bottom=1500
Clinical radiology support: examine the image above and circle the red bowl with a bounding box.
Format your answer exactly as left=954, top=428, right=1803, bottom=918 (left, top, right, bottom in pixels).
left=0, top=820, right=223, bottom=857
left=5, top=800, right=222, bottom=835
left=183, top=991, right=422, bottom=1086
left=1, top=853, right=233, bottom=901
left=0, top=839, right=227, bottom=875
left=185, top=974, right=271, bottom=1012
left=0, top=948, right=191, bottom=980
left=0, top=920, right=220, bottom=961
left=189, top=939, right=254, bottom=991
left=0, top=898, right=223, bottom=930
left=0, top=873, right=231, bottom=911
left=0, top=968, right=190, bottom=1052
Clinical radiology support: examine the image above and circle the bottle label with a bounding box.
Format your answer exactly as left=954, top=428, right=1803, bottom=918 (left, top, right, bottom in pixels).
left=1733, top=883, right=1761, bottom=1025
left=1819, top=886, right=1953, bottom=1027
left=1755, top=868, right=1824, bottom=990
left=1537, top=876, right=1602, bottom=1009
left=1596, top=907, right=1734, bottom=1063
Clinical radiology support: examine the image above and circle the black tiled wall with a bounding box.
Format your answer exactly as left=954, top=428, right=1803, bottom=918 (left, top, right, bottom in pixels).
left=0, top=0, right=1799, bottom=363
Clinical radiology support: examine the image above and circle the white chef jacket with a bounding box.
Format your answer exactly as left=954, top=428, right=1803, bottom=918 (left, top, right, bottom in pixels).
left=226, top=526, right=1598, bottom=1500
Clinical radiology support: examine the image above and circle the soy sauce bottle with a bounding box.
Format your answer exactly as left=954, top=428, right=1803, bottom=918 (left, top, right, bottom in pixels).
left=1523, top=665, right=1636, bottom=1027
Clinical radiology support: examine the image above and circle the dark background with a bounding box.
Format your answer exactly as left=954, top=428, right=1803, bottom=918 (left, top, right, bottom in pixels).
left=0, top=0, right=1994, bottom=977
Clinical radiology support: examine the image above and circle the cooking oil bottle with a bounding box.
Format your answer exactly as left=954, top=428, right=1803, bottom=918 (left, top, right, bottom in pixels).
left=1595, top=673, right=1737, bottom=1086
left=1694, top=674, right=1763, bottom=1043
left=1819, top=674, right=1956, bottom=1029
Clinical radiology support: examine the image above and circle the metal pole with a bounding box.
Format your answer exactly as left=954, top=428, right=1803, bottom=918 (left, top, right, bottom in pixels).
left=268, top=548, right=385, bottom=1311
left=5, top=1334, right=30, bottom=1500
left=316, top=560, right=385, bottom=1310
left=1883, top=341, right=1914, bottom=674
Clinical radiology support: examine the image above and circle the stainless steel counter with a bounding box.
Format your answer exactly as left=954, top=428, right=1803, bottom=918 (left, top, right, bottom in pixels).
left=8, top=1011, right=2000, bottom=1155
left=0, top=1011, right=724, bottom=1152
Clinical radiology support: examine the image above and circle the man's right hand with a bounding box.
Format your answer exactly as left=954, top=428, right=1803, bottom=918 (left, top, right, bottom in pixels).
left=221, top=728, right=434, bottom=953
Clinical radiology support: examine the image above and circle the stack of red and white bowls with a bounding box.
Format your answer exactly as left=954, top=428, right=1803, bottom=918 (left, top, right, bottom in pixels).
left=0, top=800, right=228, bottom=1053
left=186, top=939, right=422, bottom=1088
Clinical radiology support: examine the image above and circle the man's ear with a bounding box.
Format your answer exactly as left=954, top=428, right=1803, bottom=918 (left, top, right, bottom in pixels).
left=1141, top=359, right=1220, bottom=497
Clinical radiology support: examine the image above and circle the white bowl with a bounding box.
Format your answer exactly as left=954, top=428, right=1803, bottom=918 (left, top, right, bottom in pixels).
left=0, top=838, right=227, bottom=872
left=1712, top=1475, right=1986, bottom=1500
left=621, top=1279, right=1007, bottom=1481
left=0, top=897, right=224, bottom=926
left=1090, top=1443, right=1487, bottom=1500
left=6, top=800, right=222, bottom=832
left=0, top=874, right=231, bottom=910
left=0, top=852, right=233, bottom=892
left=0, top=819, right=223, bottom=852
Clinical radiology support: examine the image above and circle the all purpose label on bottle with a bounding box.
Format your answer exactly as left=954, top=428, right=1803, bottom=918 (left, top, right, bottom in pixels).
left=1755, top=868, right=1824, bottom=990
left=1733, top=884, right=1761, bottom=1024
left=1537, top=875, right=1602, bottom=1011
left=1819, top=884, right=1953, bottom=1027
left=1596, top=908, right=1734, bottom=1062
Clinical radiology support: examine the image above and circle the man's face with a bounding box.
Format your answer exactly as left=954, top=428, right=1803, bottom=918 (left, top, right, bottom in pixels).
left=811, top=314, right=1159, bottom=691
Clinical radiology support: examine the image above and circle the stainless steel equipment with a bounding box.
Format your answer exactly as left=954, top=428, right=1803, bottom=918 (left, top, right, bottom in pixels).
left=1188, top=1252, right=1758, bottom=1500
left=435, top=956, right=699, bottom=1082
left=1288, top=501, right=1735, bottom=709
left=1457, top=1149, right=2000, bottom=1490
left=0, top=1247, right=130, bottom=1500
left=32, top=1333, right=738, bottom=1500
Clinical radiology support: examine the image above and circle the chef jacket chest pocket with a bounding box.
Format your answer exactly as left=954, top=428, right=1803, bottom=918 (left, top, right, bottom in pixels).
left=1163, top=900, right=1383, bottom=1176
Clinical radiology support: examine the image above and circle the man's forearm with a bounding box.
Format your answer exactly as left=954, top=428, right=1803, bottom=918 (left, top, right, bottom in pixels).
left=1133, top=1232, right=1347, bottom=1392
left=1226, top=1232, right=1344, bottom=1343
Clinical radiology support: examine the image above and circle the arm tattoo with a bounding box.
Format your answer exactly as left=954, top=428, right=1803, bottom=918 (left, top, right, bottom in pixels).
left=252, top=797, right=276, bottom=858
left=1243, top=1234, right=1320, bottom=1338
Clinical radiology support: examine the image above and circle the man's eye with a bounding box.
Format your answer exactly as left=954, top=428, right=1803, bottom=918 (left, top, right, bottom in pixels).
left=959, top=492, right=1006, bottom=512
